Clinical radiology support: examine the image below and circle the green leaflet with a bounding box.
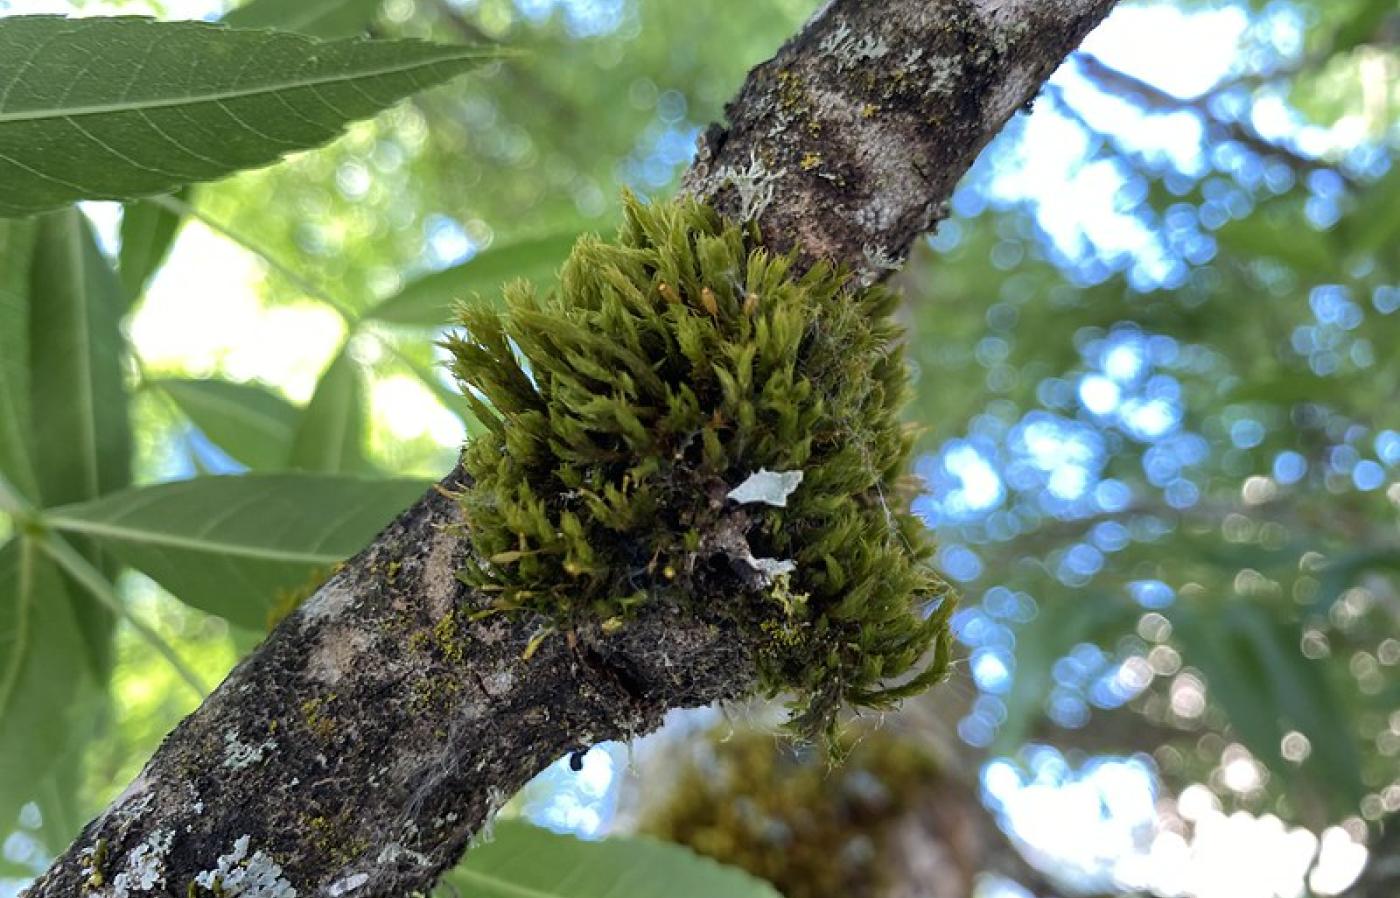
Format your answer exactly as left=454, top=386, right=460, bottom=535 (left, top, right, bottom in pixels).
left=367, top=230, right=582, bottom=326
left=156, top=377, right=301, bottom=471
left=0, top=17, right=503, bottom=216
left=43, top=473, right=429, bottom=629
left=0, top=538, right=95, bottom=841
left=28, top=209, right=132, bottom=675
left=117, top=188, right=189, bottom=303
left=0, top=218, right=37, bottom=502
left=439, top=820, right=782, bottom=898
left=290, top=349, right=373, bottom=474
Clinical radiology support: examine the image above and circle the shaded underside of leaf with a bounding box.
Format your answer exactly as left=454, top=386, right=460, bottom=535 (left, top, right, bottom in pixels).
left=44, top=473, right=430, bottom=628
left=440, top=821, right=783, bottom=898
left=0, top=16, right=502, bottom=216
left=117, top=188, right=189, bottom=302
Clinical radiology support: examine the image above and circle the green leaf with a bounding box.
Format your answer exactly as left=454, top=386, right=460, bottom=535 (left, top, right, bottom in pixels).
left=290, top=350, right=372, bottom=474
left=995, top=593, right=1135, bottom=754
left=1169, top=600, right=1366, bottom=812
left=0, top=16, right=502, bottom=216
left=0, top=538, right=95, bottom=838
left=43, top=473, right=429, bottom=629
left=1331, top=0, right=1395, bottom=54
left=156, top=377, right=301, bottom=471
left=118, top=188, right=189, bottom=302
left=367, top=230, right=581, bottom=326
left=28, top=209, right=132, bottom=674
left=439, top=821, right=783, bottom=898
left=0, top=218, right=38, bottom=502
left=225, top=0, right=385, bottom=39
left=28, top=209, right=132, bottom=508
left=1225, top=602, right=1366, bottom=809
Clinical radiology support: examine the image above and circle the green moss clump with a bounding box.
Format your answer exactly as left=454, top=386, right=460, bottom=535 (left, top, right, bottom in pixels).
left=445, top=193, right=953, bottom=733
left=641, top=727, right=942, bottom=898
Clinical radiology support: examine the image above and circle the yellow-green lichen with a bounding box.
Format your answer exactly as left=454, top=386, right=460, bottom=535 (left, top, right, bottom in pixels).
left=445, top=194, right=953, bottom=733
left=299, top=694, right=339, bottom=742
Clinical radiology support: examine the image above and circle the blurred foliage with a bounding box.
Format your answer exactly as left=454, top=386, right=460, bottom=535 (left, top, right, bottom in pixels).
left=641, top=727, right=944, bottom=898
left=1, top=0, right=1398, bottom=894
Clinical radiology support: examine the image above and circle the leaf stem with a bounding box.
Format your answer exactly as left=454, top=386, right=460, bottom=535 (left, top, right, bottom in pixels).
left=151, top=193, right=478, bottom=432
left=0, top=471, right=35, bottom=519
left=147, top=193, right=359, bottom=325
left=37, top=533, right=208, bottom=700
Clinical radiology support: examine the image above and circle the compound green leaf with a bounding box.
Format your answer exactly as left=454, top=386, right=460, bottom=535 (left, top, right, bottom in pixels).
left=43, top=473, right=429, bottom=629
left=440, top=821, right=783, bottom=898
left=0, top=16, right=501, bottom=216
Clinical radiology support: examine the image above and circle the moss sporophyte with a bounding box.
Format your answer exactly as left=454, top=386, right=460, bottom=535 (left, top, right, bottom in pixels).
left=445, top=193, right=954, bottom=734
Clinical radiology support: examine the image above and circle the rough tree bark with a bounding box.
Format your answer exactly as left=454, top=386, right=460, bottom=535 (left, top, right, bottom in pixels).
left=25, top=1, right=1118, bottom=895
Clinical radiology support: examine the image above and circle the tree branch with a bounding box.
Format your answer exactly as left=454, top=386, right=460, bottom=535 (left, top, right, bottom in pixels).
left=25, top=1, right=1118, bottom=895
left=1073, top=53, right=1357, bottom=187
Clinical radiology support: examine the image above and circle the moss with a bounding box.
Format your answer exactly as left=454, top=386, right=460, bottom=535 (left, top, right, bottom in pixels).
left=445, top=193, right=953, bottom=734
left=641, top=727, right=940, bottom=898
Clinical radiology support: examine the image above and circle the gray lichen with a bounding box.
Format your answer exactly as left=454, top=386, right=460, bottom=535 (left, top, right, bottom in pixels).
left=193, top=836, right=297, bottom=898
left=222, top=729, right=278, bottom=770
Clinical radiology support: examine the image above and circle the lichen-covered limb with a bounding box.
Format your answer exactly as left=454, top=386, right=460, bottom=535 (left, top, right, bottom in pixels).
left=26, top=1, right=1117, bottom=895
left=683, top=0, right=1119, bottom=282
left=26, top=470, right=755, bottom=897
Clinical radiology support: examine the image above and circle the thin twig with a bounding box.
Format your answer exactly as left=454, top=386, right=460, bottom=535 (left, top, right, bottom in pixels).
left=148, top=193, right=360, bottom=324
left=1074, top=53, right=1356, bottom=187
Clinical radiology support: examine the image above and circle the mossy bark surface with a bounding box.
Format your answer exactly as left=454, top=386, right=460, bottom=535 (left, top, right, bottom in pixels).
left=25, top=1, right=1117, bottom=895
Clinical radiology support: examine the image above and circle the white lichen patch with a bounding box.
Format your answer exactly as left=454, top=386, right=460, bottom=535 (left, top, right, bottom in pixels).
left=818, top=19, right=852, bottom=54
left=375, top=841, right=431, bottom=868
left=714, top=151, right=784, bottom=220
left=470, top=785, right=510, bottom=849
left=296, top=582, right=353, bottom=627
left=482, top=669, right=514, bottom=697
left=863, top=244, right=902, bottom=278
left=110, top=829, right=173, bottom=897
left=222, top=729, right=278, bottom=770
left=728, top=469, right=804, bottom=507
left=194, top=835, right=297, bottom=898
left=819, top=18, right=890, bottom=71
left=327, top=872, right=369, bottom=897
left=745, top=555, right=798, bottom=583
